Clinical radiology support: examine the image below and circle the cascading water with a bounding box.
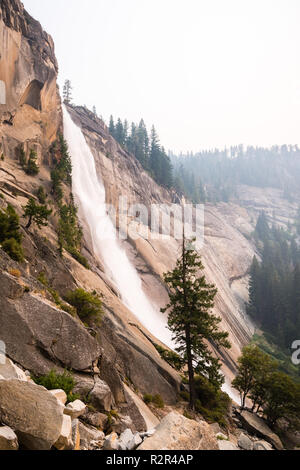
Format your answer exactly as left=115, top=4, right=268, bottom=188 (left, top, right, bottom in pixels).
left=63, top=105, right=173, bottom=348
left=63, top=106, right=240, bottom=403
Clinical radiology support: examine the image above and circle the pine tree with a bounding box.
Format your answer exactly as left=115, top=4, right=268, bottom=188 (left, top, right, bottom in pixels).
left=247, top=256, right=261, bottom=319
left=255, top=211, right=270, bottom=242
left=109, top=115, right=115, bottom=138
left=23, top=198, right=52, bottom=230
left=25, top=149, right=39, bottom=176
left=115, top=118, right=125, bottom=146
left=161, top=236, right=231, bottom=410
left=63, top=80, right=72, bottom=104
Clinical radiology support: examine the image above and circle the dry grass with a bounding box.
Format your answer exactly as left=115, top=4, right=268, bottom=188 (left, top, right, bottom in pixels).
left=8, top=268, right=21, bottom=278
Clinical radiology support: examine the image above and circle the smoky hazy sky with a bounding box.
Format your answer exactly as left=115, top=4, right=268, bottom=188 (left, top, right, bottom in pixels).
left=23, top=0, right=300, bottom=153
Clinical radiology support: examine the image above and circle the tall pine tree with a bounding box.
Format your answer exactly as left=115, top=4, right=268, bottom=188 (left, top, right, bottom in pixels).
left=161, top=236, right=231, bottom=409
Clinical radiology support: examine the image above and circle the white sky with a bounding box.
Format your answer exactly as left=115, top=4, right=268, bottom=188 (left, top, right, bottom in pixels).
left=23, top=0, right=300, bottom=152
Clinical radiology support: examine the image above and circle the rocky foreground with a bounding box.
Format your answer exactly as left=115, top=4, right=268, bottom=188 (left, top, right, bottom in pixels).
left=0, top=356, right=289, bottom=451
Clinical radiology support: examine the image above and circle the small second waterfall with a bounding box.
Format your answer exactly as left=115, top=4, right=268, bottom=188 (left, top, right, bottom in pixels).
left=63, top=106, right=173, bottom=348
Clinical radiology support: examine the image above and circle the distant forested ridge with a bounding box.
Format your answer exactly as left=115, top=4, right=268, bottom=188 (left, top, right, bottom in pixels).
left=247, top=211, right=300, bottom=351
left=108, top=116, right=173, bottom=189
left=108, top=116, right=300, bottom=205
left=170, top=145, right=300, bottom=203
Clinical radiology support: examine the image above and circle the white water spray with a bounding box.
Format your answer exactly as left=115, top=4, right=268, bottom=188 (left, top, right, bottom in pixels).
left=63, top=106, right=173, bottom=347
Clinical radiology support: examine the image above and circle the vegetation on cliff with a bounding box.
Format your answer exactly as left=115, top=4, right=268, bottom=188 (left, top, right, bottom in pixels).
left=65, top=288, right=103, bottom=325
left=0, top=204, right=24, bottom=261
left=23, top=198, right=52, bottom=230
left=109, top=116, right=173, bottom=189
left=50, top=135, right=89, bottom=268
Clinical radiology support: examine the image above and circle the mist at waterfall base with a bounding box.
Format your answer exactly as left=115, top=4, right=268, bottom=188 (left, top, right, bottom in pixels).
left=63, top=105, right=173, bottom=348
left=63, top=106, right=239, bottom=403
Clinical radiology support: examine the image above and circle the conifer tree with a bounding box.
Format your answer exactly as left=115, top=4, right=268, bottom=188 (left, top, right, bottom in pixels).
left=109, top=115, right=115, bottom=137
left=63, top=80, right=72, bottom=104
left=23, top=198, right=52, bottom=230
left=161, top=236, right=231, bottom=410
left=25, top=149, right=39, bottom=176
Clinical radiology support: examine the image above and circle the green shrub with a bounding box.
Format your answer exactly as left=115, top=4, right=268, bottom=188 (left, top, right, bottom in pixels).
left=37, top=186, right=47, bottom=204
left=1, top=153, right=4, bottom=161
left=2, top=238, right=24, bottom=262
left=193, top=375, right=231, bottom=427
left=143, top=394, right=153, bottom=404
left=33, top=369, right=80, bottom=402
left=37, top=271, right=48, bottom=286
left=183, top=410, right=193, bottom=420
left=64, top=288, right=103, bottom=324
left=19, top=148, right=26, bottom=167
left=154, top=344, right=183, bottom=371
left=180, top=390, right=190, bottom=401
left=37, top=271, right=76, bottom=316
left=0, top=204, right=22, bottom=243
left=25, top=149, right=39, bottom=176
left=68, top=247, right=90, bottom=269
left=152, top=394, right=164, bottom=408
left=143, top=394, right=164, bottom=408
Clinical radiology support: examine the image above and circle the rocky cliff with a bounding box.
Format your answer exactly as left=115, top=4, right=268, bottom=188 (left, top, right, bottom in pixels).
left=0, top=0, right=181, bottom=421
left=0, top=0, right=298, bottom=451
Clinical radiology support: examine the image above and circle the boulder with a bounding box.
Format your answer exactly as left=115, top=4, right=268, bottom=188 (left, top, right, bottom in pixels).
left=0, top=357, right=27, bottom=381
left=0, top=426, right=19, bottom=450
left=121, top=384, right=159, bottom=432
left=88, top=378, right=113, bottom=412
left=102, top=432, right=120, bottom=451
left=50, top=389, right=67, bottom=405
left=82, top=411, right=108, bottom=430
left=254, top=440, right=273, bottom=451
left=218, top=440, right=239, bottom=451
left=111, top=415, right=135, bottom=434
left=78, top=422, right=105, bottom=449
left=64, top=400, right=86, bottom=419
left=137, top=412, right=218, bottom=450
left=54, top=415, right=73, bottom=450
left=127, top=432, right=143, bottom=451
left=0, top=379, right=64, bottom=450
left=119, top=428, right=134, bottom=449
left=117, top=429, right=142, bottom=451
left=210, top=423, right=222, bottom=435
left=238, top=432, right=254, bottom=450
left=239, top=411, right=283, bottom=450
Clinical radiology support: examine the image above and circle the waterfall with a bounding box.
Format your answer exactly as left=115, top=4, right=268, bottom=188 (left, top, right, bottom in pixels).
left=62, top=106, right=239, bottom=403
left=62, top=106, right=173, bottom=348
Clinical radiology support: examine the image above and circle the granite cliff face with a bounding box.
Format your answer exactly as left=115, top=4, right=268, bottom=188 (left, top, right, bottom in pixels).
left=0, top=0, right=181, bottom=416
left=0, top=0, right=61, bottom=163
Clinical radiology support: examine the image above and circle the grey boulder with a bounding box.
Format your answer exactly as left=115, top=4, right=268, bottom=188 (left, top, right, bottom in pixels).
left=0, top=379, right=64, bottom=450
left=0, top=426, right=19, bottom=450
